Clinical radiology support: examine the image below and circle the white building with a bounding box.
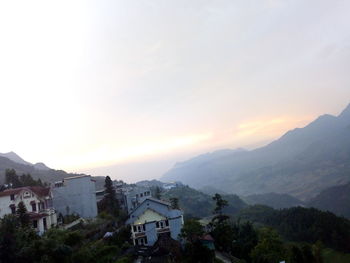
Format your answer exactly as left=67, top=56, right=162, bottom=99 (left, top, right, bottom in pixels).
left=52, top=175, right=98, bottom=218
left=0, top=186, right=57, bottom=234
left=126, top=198, right=183, bottom=246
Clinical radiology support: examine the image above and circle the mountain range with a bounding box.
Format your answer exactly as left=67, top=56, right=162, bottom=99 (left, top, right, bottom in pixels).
left=0, top=152, right=105, bottom=189
left=0, top=152, right=50, bottom=170
left=162, top=103, right=350, bottom=200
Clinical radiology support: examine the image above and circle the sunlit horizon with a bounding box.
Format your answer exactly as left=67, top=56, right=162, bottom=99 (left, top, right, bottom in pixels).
left=1, top=1, right=350, bottom=181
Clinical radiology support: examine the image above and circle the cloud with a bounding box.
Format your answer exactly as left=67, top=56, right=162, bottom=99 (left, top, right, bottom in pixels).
left=236, top=116, right=312, bottom=138
left=59, top=132, right=213, bottom=170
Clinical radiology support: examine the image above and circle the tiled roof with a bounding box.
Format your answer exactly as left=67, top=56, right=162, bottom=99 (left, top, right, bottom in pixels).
left=0, top=186, right=50, bottom=198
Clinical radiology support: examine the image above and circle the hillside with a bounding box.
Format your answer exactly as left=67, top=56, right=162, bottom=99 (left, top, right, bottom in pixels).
left=0, top=152, right=50, bottom=170
left=243, top=192, right=304, bottom=209
left=308, top=182, right=350, bottom=219
left=236, top=205, right=350, bottom=252
left=0, top=154, right=105, bottom=188
left=162, top=103, right=350, bottom=200
left=161, top=185, right=247, bottom=218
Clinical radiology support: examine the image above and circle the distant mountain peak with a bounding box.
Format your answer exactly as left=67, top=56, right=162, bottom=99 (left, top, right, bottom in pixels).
left=338, top=103, right=350, bottom=119
left=34, top=162, right=50, bottom=171
left=0, top=151, right=31, bottom=166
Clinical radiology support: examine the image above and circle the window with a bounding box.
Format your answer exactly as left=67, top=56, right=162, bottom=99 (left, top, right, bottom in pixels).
left=33, top=220, right=38, bottom=228
left=10, top=194, right=14, bottom=201
left=140, top=193, right=143, bottom=197
left=143, top=224, right=146, bottom=231
left=156, top=221, right=167, bottom=229
left=43, top=218, right=47, bottom=230
left=32, top=203, right=37, bottom=212
left=10, top=205, right=16, bottom=214
left=133, top=225, right=137, bottom=232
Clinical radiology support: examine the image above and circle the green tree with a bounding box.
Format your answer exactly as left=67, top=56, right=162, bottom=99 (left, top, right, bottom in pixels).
left=230, top=221, right=258, bottom=262
left=181, top=219, right=204, bottom=243
left=213, top=193, right=228, bottom=215
left=212, top=193, right=229, bottom=224
left=170, top=197, right=180, bottom=209
left=251, top=228, right=286, bottom=263
left=0, top=214, right=20, bottom=263
left=17, top=201, right=30, bottom=227
left=154, top=186, right=162, bottom=200
left=103, top=176, right=119, bottom=216
left=211, top=221, right=235, bottom=252
left=184, top=241, right=215, bottom=263
left=5, top=169, right=22, bottom=188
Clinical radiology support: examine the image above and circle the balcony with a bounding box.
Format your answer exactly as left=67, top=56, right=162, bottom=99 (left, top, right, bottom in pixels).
left=157, top=227, right=170, bottom=234
left=135, top=232, right=146, bottom=238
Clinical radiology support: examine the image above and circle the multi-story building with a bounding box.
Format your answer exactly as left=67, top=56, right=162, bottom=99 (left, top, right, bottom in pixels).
left=0, top=186, right=57, bottom=234
left=52, top=175, right=97, bottom=218
left=120, top=186, right=152, bottom=214
left=126, top=197, right=183, bottom=246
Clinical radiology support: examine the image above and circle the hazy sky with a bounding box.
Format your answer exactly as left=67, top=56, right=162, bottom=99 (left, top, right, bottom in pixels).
left=0, top=0, right=350, bottom=180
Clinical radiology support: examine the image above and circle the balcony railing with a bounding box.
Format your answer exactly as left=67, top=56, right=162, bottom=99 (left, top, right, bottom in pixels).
left=157, top=227, right=170, bottom=234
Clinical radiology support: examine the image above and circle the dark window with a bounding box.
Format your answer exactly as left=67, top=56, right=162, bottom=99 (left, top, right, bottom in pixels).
left=10, top=206, right=16, bottom=214
left=133, top=225, right=137, bottom=232
left=33, top=220, right=38, bottom=228
left=32, top=203, right=37, bottom=212
left=140, top=193, right=143, bottom=197
left=135, top=239, right=139, bottom=245
left=143, top=224, right=146, bottom=231
left=144, top=236, right=148, bottom=244
left=43, top=218, right=47, bottom=230
left=10, top=194, right=14, bottom=200
left=156, top=222, right=159, bottom=228
left=165, top=220, right=169, bottom=227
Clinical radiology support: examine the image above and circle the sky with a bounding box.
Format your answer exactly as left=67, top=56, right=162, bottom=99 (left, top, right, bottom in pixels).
left=0, top=0, right=350, bottom=182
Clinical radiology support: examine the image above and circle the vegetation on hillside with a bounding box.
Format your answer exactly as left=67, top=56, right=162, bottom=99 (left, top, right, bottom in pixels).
left=308, top=182, right=350, bottom=219
left=162, top=185, right=247, bottom=218
left=237, top=205, right=350, bottom=253
left=243, top=192, right=304, bottom=209
left=4, top=168, right=46, bottom=188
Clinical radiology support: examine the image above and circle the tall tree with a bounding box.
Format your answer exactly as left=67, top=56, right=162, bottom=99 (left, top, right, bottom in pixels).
left=16, top=201, right=30, bottom=227
left=170, top=197, right=179, bottom=209
left=154, top=186, right=162, bottom=200
left=5, top=169, right=22, bottom=188
left=212, top=193, right=229, bottom=224
left=104, top=176, right=119, bottom=216
left=250, top=228, right=286, bottom=263
left=180, top=219, right=204, bottom=244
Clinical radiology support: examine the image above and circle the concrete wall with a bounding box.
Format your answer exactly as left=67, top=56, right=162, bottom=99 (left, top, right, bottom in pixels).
left=169, top=216, right=183, bottom=241
left=145, top=222, right=158, bottom=245
left=52, top=176, right=97, bottom=218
